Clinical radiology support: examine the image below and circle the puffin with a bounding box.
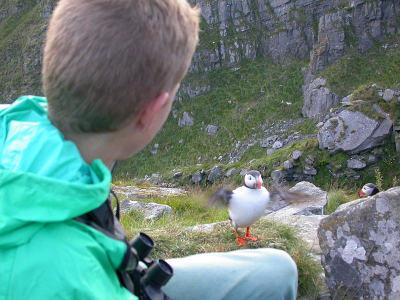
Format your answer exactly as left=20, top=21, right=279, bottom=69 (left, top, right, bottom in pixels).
left=359, top=183, right=379, bottom=197
left=208, top=170, right=310, bottom=246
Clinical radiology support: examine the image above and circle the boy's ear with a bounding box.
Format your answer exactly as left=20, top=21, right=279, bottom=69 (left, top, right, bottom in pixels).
left=136, top=92, right=170, bottom=132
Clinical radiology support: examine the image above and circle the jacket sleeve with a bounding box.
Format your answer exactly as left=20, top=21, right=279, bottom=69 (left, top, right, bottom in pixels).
left=7, top=222, right=139, bottom=300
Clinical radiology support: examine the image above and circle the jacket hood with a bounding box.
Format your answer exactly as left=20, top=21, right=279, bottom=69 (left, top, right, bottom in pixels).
left=0, top=96, right=111, bottom=248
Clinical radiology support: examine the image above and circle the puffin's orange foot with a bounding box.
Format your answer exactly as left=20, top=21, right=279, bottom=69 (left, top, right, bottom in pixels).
left=236, top=236, right=247, bottom=246
left=244, top=227, right=258, bottom=241
left=245, top=234, right=258, bottom=241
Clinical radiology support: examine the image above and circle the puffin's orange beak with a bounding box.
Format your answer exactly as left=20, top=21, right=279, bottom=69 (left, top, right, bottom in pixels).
left=359, top=190, right=366, bottom=197
left=257, top=179, right=262, bottom=189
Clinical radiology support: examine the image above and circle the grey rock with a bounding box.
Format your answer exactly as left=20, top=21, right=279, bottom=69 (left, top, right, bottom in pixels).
left=283, top=160, right=293, bottom=169
left=344, top=170, right=361, bottom=180
left=247, top=159, right=256, bottom=165
left=271, top=169, right=294, bottom=183
left=41, top=4, right=53, bottom=19
left=393, top=125, right=400, bottom=152
left=341, top=94, right=353, bottom=106
left=151, top=173, right=161, bottom=179
left=192, top=171, right=203, bottom=183
left=292, top=150, right=302, bottom=160
left=120, top=200, right=172, bottom=221
left=185, top=221, right=230, bottom=234
left=266, top=148, right=276, bottom=155
left=372, top=148, right=385, bottom=158
left=208, top=166, right=223, bottom=183
left=266, top=181, right=328, bottom=220
left=318, top=187, right=400, bottom=300
left=318, top=108, right=393, bottom=154
left=269, top=215, right=327, bottom=254
left=272, top=141, right=283, bottom=149
left=173, top=172, right=183, bottom=178
left=367, top=155, right=379, bottom=165
left=347, top=159, right=367, bottom=170
left=305, top=155, right=315, bottom=165
left=178, top=112, right=194, bottom=127
left=303, top=165, right=317, bottom=176
left=261, top=135, right=279, bottom=148
left=113, top=186, right=186, bottom=200
left=226, top=168, right=237, bottom=177
left=239, top=169, right=248, bottom=176
left=302, top=77, right=340, bottom=119
left=206, top=125, right=220, bottom=135
left=180, top=84, right=211, bottom=99
left=383, top=89, right=395, bottom=102
left=262, top=180, right=329, bottom=299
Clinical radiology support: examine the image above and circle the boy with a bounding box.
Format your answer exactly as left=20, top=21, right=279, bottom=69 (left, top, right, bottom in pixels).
left=0, top=0, right=298, bottom=299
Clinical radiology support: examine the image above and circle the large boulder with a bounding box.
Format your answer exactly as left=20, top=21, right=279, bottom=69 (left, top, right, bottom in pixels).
left=302, top=77, right=340, bottom=119
left=318, top=187, right=400, bottom=300
left=119, top=200, right=172, bottom=221
left=265, top=181, right=328, bottom=218
left=265, top=181, right=328, bottom=252
left=318, top=107, right=392, bottom=154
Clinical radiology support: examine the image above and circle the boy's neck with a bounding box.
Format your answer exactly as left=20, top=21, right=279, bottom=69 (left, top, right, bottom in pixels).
left=61, top=117, right=144, bottom=170
left=64, top=131, right=120, bottom=170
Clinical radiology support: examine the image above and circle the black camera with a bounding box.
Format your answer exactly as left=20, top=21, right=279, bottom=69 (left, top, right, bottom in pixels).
left=126, top=232, right=173, bottom=300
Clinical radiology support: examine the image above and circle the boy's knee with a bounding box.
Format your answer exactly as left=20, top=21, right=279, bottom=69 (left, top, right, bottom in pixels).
left=245, top=249, right=298, bottom=299
left=258, top=248, right=297, bottom=280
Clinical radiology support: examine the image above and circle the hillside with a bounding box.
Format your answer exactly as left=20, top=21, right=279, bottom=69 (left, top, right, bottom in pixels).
left=0, top=0, right=399, bottom=191
left=114, top=36, right=400, bottom=192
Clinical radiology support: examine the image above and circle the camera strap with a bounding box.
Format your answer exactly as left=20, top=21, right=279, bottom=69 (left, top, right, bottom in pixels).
left=74, top=191, right=136, bottom=294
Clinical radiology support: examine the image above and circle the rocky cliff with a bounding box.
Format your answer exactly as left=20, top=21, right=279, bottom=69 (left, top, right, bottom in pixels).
left=188, top=0, right=399, bottom=73
left=184, top=0, right=400, bottom=118
left=1, top=1, right=399, bottom=103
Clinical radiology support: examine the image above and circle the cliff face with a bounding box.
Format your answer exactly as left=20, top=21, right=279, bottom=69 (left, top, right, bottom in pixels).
left=189, top=0, right=399, bottom=74
left=0, top=0, right=399, bottom=103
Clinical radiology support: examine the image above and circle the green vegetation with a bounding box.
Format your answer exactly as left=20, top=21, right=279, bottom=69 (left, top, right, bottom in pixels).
left=113, top=34, right=400, bottom=191
left=115, top=58, right=309, bottom=179
left=0, top=0, right=46, bottom=102
left=320, top=37, right=400, bottom=96
left=325, top=187, right=354, bottom=215
left=118, top=189, right=228, bottom=228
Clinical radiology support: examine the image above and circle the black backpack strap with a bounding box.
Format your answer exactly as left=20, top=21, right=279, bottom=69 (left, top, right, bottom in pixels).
left=75, top=191, right=135, bottom=294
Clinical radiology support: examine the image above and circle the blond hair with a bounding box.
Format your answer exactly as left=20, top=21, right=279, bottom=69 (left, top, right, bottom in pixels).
left=43, top=0, right=199, bottom=132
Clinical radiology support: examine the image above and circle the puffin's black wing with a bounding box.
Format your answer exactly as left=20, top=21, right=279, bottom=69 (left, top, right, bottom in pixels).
left=269, top=183, right=317, bottom=203
left=365, top=183, right=380, bottom=196
left=371, top=186, right=380, bottom=196
left=208, top=187, right=233, bottom=207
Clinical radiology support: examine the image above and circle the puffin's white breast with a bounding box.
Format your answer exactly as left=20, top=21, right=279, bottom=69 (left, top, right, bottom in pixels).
left=228, top=186, right=270, bottom=229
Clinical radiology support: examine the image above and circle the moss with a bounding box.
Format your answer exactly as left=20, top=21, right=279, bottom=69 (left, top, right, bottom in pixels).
left=347, top=85, right=391, bottom=120
left=343, top=23, right=357, bottom=47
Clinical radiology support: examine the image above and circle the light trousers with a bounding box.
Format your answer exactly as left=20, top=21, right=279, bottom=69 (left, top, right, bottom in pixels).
left=164, top=248, right=298, bottom=300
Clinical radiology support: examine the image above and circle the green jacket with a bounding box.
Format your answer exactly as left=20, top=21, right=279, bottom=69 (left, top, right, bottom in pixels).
left=0, top=96, right=137, bottom=300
